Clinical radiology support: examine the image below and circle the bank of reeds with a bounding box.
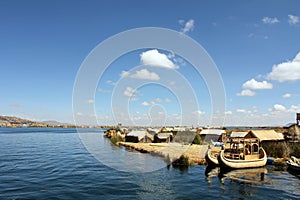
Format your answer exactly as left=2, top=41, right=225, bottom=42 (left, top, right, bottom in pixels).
left=110, top=135, right=124, bottom=145
left=262, top=142, right=300, bottom=158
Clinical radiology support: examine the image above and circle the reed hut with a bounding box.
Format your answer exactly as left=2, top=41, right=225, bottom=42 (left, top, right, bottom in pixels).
left=153, top=132, right=173, bottom=143
left=249, top=130, right=284, bottom=143
left=125, top=130, right=153, bottom=143
left=200, top=129, right=226, bottom=144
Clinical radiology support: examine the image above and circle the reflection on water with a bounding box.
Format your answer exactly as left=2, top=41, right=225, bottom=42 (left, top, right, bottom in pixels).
left=205, top=167, right=270, bottom=185
left=287, top=168, right=300, bottom=179
left=219, top=167, right=269, bottom=185
left=204, top=166, right=300, bottom=199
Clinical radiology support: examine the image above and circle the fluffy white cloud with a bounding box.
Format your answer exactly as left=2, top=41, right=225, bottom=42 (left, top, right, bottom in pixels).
left=181, top=19, right=195, bottom=33
left=120, top=71, right=130, bottom=78
left=124, top=86, right=136, bottom=97
left=288, top=15, right=299, bottom=25
left=282, top=93, right=292, bottom=98
left=267, top=52, right=300, bottom=82
left=236, top=109, right=247, bottom=113
left=130, top=69, right=160, bottom=80
left=289, top=104, right=300, bottom=113
left=141, top=101, right=151, bottom=106
left=140, top=49, right=178, bottom=69
left=262, top=17, right=279, bottom=24
left=225, top=111, right=233, bottom=115
left=269, top=104, right=300, bottom=114
left=272, top=104, right=287, bottom=112
left=242, top=79, right=273, bottom=90
left=237, top=89, right=256, bottom=96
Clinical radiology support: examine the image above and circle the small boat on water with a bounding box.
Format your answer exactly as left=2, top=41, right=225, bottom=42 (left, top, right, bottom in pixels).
left=286, top=156, right=300, bottom=173
left=205, top=147, right=220, bottom=167
left=218, top=137, right=267, bottom=170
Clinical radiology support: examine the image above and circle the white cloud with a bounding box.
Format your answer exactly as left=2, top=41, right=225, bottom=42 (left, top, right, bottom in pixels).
left=282, top=93, right=292, bottom=98
left=242, top=79, right=273, bottom=90
left=124, top=86, right=136, bottom=97
left=271, top=104, right=287, bottom=112
left=120, top=71, right=130, bottom=78
left=225, top=111, right=233, bottom=115
left=86, top=99, right=94, bottom=104
left=289, top=104, right=300, bottom=113
left=181, top=19, right=195, bottom=33
left=237, top=89, right=256, bottom=96
left=193, top=110, right=205, bottom=115
left=140, top=49, right=178, bottom=69
left=288, top=15, right=299, bottom=25
left=141, top=101, right=151, bottom=106
left=267, top=52, right=300, bottom=82
left=236, top=109, right=247, bottom=113
left=130, top=69, right=160, bottom=80
left=262, top=17, right=279, bottom=24
left=270, top=104, right=300, bottom=113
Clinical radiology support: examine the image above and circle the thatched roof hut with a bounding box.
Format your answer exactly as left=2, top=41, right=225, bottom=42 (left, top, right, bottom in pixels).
left=125, top=130, right=153, bottom=143
left=249, top=130, right=284, bottom=142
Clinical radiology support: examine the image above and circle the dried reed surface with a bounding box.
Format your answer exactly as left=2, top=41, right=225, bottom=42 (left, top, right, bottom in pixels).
left=117, top=142, right=209, bottom=165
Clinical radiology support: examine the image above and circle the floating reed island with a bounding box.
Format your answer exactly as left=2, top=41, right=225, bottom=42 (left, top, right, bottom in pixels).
left=117, top=141, right=208, bottom=165
left=104, top=120, right=300, bottom=167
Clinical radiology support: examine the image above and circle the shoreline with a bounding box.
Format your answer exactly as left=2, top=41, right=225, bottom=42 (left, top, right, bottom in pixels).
left=117, top=142, right=289, bottom=167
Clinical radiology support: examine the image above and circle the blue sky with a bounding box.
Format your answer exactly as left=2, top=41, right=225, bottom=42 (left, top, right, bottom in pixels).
left=1, top=0, right=300, bottom=126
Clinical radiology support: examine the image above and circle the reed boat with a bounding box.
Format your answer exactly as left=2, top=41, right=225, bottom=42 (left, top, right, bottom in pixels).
left=205, top=148, right=220, bottom=167
left=218, top=137, right=267, bottom=170
left=286, top=156, right=300, bottom=173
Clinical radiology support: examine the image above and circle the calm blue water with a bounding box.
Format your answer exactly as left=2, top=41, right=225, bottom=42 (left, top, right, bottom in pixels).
left=0, top=128, right=299, bottom=200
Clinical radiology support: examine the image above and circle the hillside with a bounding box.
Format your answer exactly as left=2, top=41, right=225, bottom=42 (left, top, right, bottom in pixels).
left=0, top=116, right=77, bottom=128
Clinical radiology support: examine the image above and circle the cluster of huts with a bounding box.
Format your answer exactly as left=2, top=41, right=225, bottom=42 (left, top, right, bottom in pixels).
left=104, top=126, right=186, bottom=143
left=103, top=123, right=300, bottom=145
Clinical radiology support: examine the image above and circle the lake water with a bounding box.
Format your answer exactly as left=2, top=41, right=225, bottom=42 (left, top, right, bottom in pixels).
left=0, top=128, right=299, bottom=199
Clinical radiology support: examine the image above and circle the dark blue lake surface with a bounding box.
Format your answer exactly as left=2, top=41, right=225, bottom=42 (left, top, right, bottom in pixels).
left=0, top=128, right=299, bottom=199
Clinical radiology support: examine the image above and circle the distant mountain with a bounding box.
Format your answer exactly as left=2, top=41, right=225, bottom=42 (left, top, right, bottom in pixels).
left=0, top=116, right=77, bottom=128
left=41, top=120, right=69, bottom=125
left=0, top=116, right=34, bottom=124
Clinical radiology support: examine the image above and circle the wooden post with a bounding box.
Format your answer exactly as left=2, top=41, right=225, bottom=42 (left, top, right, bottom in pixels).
left=297, top=113, right=300, bottom=125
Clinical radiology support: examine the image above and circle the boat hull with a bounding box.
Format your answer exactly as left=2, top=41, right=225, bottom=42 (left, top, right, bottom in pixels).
left=205, top=149, right=219, bottom=167
left=218, top=148, right=267, bottom=170
left=287, top=161, right=300, bottom=173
